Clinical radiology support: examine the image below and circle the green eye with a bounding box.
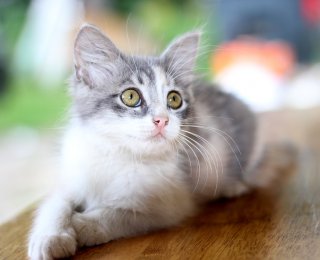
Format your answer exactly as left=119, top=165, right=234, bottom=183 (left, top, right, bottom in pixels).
left=167, top=91, right=182, bottom=109
left=121, top=89, right=142, bottom=107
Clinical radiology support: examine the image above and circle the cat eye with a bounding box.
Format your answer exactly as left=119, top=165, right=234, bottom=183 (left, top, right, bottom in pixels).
left=167, top=91, right=182, bottom=109
left=121, top=89, right=142, bottom=107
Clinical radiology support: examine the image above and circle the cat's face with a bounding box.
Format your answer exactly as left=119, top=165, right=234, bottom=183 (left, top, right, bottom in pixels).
left=71, top=25, right=199, bottom=155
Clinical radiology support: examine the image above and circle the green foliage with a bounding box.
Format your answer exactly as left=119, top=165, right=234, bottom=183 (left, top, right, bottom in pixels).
left=135, top=1, right=202, bottom=45
left=0, top=77, right=69, bottom=131
left=0, top=1, right=69, bottom=132
left=111, top=0, right=194, bottom=16
left=134, top=1, right=215, bottom=79
left=0, top=0, right=30, bottom=57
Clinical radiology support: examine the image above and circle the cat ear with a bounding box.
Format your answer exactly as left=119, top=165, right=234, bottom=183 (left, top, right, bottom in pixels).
left=161, top=31, right=200, bottom=76
left=74, top=24, right=121, bottom=87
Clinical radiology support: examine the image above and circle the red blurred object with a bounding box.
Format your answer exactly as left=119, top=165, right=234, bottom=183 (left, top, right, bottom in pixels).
left=212, top=39, right=296, bottom=77
left=301, top=0, right=320, bottom=24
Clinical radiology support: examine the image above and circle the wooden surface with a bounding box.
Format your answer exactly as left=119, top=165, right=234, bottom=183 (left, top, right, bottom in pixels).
left=1, top=108, right=320, bottom=259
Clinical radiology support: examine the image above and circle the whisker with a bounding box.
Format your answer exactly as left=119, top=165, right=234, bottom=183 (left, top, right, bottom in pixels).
left=181, top=124, right=243, bottom=173
left=180, top=132, right=213, bottom=174
left=181, top=124, right=241, bottom=154
left=179, top=132, right=213, bottom=193
left=182, top=115, right=234, bottom=121
left=180, top=129, right=222, bottom=196
left=175, top=138, right=193, bottom=181
left=166, top=44, right=212, bottom=79
left=177, top=136, right=201, bottom=193
left=166, top=42, right=185, bottom=77
left=168, top=53, right=195, bottom=77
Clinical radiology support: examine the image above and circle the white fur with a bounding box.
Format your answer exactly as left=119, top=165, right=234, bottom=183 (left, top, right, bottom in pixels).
left=28, top=68, right=196, bottom=260
left=28, top=122, right=195, bottom=259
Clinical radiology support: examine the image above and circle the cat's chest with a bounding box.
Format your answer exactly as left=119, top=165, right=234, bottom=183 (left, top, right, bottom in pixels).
left=64, top=144, right=186, bottom=201
left=86, top=153, right=180, bottom=189
left=86, top=156, right=188, bottom=209
left=61, top=128, right=190, bottom=208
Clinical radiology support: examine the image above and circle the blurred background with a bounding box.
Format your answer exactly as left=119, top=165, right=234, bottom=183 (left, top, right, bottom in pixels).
left=0, top=0, right=320, bottom=223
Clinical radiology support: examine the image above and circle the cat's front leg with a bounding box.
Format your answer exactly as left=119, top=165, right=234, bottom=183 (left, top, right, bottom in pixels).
left=72, top=207, right=163, bottom=247
left=71, top=209, right=110, bottom=247
left=28, top=194, right=77, bottom=260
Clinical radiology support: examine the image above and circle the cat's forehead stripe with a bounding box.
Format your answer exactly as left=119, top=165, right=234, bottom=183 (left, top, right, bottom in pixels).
left=139, top=66, right=155, bottom=84
left=127, top=62, right=157, bottom=88
left=121, top=78, right=134, bottom=86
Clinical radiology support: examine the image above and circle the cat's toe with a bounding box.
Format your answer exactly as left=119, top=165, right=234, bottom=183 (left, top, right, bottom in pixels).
left=221, top=182, right=249, bottom=198
left=47, top=232, right=77, bottom=258
left=28, top=229, right=77, bottom=260
left=72, top=212, right=109, bottom=247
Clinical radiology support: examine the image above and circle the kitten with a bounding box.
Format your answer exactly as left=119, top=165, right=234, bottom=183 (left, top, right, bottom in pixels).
left=28, top=24, right=282, bottom=259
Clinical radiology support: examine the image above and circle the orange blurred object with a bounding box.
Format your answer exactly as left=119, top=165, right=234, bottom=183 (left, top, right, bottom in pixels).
left=212, top=39, right=296, bottom=77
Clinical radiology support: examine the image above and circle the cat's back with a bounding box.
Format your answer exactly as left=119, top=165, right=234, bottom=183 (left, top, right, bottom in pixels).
left=193, top=81, right=255, bottom=127
left=189, top=81, right=257, bottom=197
left=192, top=81, right=256, bottom=140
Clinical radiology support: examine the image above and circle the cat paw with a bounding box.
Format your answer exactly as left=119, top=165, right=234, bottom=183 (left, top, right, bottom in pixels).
left=221, top=182, right=249, bottom=198
left=72, top=212, right=110, bottom=247
left=28, top=228, right=77, bottom=260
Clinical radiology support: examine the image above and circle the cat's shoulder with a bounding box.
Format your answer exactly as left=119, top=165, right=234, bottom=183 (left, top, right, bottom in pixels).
left=193, top=80, right=255, bottom=120
left=193, top=81, right=232, bottom=105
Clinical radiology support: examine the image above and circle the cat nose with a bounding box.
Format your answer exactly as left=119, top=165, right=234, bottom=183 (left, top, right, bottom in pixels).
left=153, top=116, right=169, bottom=128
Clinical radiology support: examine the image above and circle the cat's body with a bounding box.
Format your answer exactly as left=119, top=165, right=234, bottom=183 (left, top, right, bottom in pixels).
left=28, top=25, right=270, bottom=260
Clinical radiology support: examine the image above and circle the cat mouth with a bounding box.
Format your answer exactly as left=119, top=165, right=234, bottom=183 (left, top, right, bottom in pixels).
left=150, top=128, right=166, bottom=138
left=152, top=133, right=166, bottom=139
left=150, top=132, right=167, bottom=141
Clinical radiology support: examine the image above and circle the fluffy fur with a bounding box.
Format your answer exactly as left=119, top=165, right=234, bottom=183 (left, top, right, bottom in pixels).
left=28, top=24, right=273, bottom=259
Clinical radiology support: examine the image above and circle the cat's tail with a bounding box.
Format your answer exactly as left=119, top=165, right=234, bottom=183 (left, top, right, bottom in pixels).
left=244, top=141, right=299, bottom=188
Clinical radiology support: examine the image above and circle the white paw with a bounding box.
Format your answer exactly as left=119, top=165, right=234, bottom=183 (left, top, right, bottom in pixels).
left=221, top=182, right=249, bottom=198
left=72, top=212, right=109, bottom=247
left=28, top=228, right=77, bottom=260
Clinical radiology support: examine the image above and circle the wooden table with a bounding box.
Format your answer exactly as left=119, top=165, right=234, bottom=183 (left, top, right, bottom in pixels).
left=1, top=108, right=320, bottom=259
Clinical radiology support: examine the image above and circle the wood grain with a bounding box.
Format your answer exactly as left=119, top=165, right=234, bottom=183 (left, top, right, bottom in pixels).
left=1, top=108, right=320, bottom=260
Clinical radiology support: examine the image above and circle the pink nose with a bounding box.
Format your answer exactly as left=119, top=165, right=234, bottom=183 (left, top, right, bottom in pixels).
left=153, top=116, right=169, bottom=129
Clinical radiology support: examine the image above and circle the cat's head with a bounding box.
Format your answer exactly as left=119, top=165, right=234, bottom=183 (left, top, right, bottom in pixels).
left=71, top=24, right=200, bottom=155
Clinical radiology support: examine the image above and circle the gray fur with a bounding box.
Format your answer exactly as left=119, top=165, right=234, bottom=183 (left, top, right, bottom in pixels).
left=72, top=24, right=257, bottom=198
left=192, top=83, right=256, bottom=180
